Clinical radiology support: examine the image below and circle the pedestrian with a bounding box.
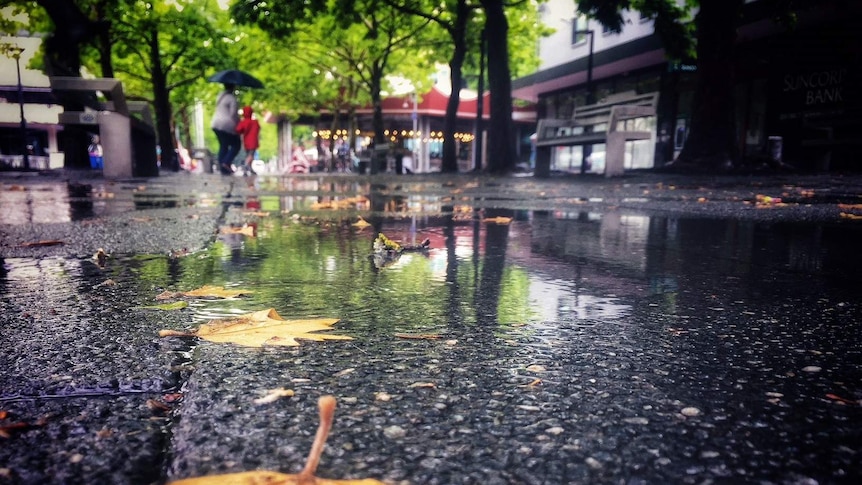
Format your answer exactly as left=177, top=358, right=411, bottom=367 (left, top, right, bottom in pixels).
left=235, top=105, right=260, bottom=175
left=87, top=134, right=103, bottom=169
left=211, top=83, right=241, bottom=175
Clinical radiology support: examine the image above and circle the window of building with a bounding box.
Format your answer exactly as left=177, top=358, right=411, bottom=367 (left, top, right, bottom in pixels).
left=571, top=15, right=589, bottom=45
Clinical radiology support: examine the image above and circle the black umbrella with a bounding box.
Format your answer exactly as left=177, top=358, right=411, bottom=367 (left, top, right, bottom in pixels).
left=207, top=69, right=264, bottom=89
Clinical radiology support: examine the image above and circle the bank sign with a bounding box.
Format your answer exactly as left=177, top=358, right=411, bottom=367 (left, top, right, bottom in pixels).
left=776, top=65, right=855, bottom=122
left=783, top=68, right=846, bottom=107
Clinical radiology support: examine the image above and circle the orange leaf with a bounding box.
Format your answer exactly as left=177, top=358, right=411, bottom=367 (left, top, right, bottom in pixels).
left=170, top=396, right=384, bottom=484
left=159, top=308, right=352, bottom=348
left=220, top=225, right=255, bottom=237
left=482, top=216, right=512, bottom=225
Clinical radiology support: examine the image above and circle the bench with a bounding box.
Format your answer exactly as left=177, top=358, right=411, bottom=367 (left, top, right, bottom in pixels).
left=534, top=91, right=658, bottom=177
left=49, top=77, right=158, bottom=178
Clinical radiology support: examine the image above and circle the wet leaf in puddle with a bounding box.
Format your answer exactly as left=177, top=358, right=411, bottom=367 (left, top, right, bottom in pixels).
left=18, top=240, right=64, bottom=248
left=93, top=248, right=109, bottom=267
left=156, top=285, right=253, bottom=300
left=482, top=216, right=512, bottom=225
left=220, top=225, right=255, bottom=237
left=158, top=308, right=352, bottom=347
left=138, top=301, right=189, bottom=311
left=170, top=396, right=384, bottom=485
left=352, top=216, right=371, bottom=229
left=394, top=333, right=441, bottom=340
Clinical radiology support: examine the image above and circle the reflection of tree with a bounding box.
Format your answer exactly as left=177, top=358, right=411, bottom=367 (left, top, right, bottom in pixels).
left=443, top=210, right=463, bottom=327
left=476, top=209, right=512, bottom=326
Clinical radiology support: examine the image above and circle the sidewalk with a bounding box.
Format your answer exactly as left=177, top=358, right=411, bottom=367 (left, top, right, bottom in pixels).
left=2, top=168, right=861, bottom=484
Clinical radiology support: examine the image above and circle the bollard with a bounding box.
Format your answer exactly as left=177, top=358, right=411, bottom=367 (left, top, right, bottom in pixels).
left=767, top=136, right=783, bottom=164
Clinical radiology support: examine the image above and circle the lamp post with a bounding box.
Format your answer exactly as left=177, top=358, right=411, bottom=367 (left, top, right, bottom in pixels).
left=573, top=30, right=594, bottom=174
left=1, top=43, right=28, bottom=170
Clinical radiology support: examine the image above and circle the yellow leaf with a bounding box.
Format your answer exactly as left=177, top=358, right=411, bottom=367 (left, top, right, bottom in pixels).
left=159, top=308, right=352, bottom=347
left=170, top=396, right=384, bottom=485
left=182, top=285, right=253, bottom=299
left=482, top=216, right=512, bottom=225
left=220, top=225, right=256, bottom=237
left=352, top=216, right=371, bottom=228
left=157, top=285, right=252, bottom=300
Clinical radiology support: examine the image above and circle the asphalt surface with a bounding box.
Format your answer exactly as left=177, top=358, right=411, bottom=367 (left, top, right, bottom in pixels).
left=1, top=168, right=861, bottom=484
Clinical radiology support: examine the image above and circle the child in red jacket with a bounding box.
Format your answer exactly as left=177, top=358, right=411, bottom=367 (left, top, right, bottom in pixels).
left=236, top=105, right=261, bottom=175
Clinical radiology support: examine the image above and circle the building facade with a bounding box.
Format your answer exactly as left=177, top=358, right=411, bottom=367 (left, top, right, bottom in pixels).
left=512, top=0, right=861, bottom=173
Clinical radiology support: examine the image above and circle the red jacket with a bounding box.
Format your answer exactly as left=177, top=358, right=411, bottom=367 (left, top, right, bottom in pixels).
left=236, top=106, right=261, bottom=150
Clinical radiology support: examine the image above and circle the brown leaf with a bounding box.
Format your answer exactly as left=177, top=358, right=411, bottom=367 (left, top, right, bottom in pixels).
left=158, top=308, right=352, bottom=348
left=394, top=333, right=441, bottom=340
left=170, top=396, right=384, bottom=485
left=19, top=240, right=64, bottom=248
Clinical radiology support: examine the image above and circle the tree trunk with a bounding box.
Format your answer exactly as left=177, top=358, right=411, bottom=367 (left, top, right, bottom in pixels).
left=37, top=0, right=100, bottom=169
left=479, top=0, right=517, bottom=174
left=673, top=0, right=743, bottom=172
left=149, top=28, right=178, bottom=171
left=441, top=0, right=470, bottom=173
left=370, top=65, right=386, bottom=174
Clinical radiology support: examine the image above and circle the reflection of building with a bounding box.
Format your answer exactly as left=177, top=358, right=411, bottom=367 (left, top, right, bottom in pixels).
left=513, top=0, right=862, bottom=173
left=0, top=35, right=64, bottom=170
left=309, top=72, right=536, bottom=173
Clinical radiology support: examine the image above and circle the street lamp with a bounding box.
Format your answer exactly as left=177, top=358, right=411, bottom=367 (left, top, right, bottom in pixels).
left=1, top=43, right=28, bottom=170
left=573, top=30, right=594, bottom=174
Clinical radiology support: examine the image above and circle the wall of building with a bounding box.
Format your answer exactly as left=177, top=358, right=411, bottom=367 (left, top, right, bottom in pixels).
left=537, top=0, right=656, bottom=71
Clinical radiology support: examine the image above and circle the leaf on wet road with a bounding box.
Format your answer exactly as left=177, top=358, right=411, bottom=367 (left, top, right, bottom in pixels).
left=18, top=240, right=64, bottom=248
left=220, top=224, right=255, bottom=237
left=138, top=301, right=189, bottom=311
left=394, top=333, right=441, bottom=340
left=253, top=388, right=295, bottom=405
left=158, top=308, right=352, bottom=347
left=170, top=396, right=384, bottom=485
left=156, top=285, right=253, bottom=300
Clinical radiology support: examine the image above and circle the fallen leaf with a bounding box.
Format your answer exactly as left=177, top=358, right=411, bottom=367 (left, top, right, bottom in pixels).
left=394, top=333, right=441, bottom=340
left=220, top=225, right=255, bottom=237
left=170, top=396, right=384, bottom=485
left=253, top=388, right=295, bottom=405
left=825, top=393, right=860, bottom=405
left=157, top=285, right=253, bottom=300
left=138, top=301, right=189, bottom=311
left=525, top=364, right=546, bottom=373
left=19, top=240, right=64, bottom=248
left=158, top=308, right=352, bottom=348
left=408, top=382, right=436, bottom=389
left=373, top=233, right=401, bottom=252
left=93, top=248, right=109, bottom=267
left=483, top=216, right=512, bottom=225
left=352, top=217, right=371, bottom=228
left=524, top=378, right=543, bottom=388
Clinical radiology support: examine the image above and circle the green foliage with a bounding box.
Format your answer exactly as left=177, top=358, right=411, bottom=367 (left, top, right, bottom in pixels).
left=577, top=0, right=696, bottom=60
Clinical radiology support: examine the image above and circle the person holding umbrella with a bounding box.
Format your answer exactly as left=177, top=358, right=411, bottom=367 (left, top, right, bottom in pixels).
left=210, top=83, right=241, bottom=174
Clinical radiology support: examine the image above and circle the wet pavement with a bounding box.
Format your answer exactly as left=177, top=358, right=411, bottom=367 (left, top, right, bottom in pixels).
left=1, top=169, right=861, bottom=484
